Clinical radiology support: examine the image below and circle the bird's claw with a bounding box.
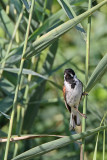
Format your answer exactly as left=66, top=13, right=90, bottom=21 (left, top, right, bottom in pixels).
left=82, top=91, right=88, bottom=96
left=81, top=113, right=87, bottom=119
left=74, top=108, right=87, bottom=118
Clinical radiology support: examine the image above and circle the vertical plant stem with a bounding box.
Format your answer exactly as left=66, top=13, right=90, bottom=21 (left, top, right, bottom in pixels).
left=23, top=0, right=48, bottom=102
left=93, top=113, right=107, bottom=160
left=41, top=0, right=47, bottom=23
left=93, top=132, right=99, bottom=160
left=0, top=6, right=24, bottom=79
left=81, top=98, right=87, bottom=158
left=4, top=1, right=35, bottom=160
left=13, top=64, right=35, bottom=157
left=13, top=0, right=47, bottom=157
left=13, top=105, right=22, bottom=157
left=101, top=113, right=107, bottom=160
left=103, top=121, right=105, bottom=160
left=13, top=8, right=20, bottom=43
left=6, top=0, right=10, bottom=14
left=81, top=0, right=92, bottom=160
left=13, top=0, right=48, bottom=156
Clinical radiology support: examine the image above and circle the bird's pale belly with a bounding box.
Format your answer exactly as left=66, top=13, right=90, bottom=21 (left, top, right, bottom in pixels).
left=66, top=92, right=81, bottom=107
left=66, top=86, right=82, bottom=108
left=64, top=79, right=83, bottom=108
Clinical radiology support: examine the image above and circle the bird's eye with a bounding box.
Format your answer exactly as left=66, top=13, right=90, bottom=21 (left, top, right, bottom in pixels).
left=66, top=74, right=73, bottom=79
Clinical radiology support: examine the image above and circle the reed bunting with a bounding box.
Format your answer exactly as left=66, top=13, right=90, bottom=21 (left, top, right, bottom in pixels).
left=63, top=68, right=87, bottom=130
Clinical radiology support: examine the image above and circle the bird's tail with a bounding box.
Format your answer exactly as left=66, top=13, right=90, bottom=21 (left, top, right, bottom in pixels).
left=69, top=112, right=81, bottom=130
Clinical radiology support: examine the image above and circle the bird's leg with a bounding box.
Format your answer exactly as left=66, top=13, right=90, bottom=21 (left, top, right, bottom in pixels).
left=82, top=91, right=88, bottom=96
left=74, top=108, right=87, bottom=118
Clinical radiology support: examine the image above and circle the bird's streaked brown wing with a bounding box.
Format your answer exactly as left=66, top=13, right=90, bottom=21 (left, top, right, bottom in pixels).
left=63, top=85, right=71, bottom=113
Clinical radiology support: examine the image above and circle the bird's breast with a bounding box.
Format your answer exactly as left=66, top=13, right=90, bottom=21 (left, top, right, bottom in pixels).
left=64, top=80, right=83, bottom=107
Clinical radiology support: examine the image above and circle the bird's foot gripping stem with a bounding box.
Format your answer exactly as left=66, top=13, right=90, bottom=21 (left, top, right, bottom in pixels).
left=74, top=108, right=87, bottom=119
left=82, top=91, right=88, bottom=96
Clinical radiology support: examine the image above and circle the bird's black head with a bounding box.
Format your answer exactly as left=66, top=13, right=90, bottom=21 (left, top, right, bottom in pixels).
left=64, top=68, right=75, bottom=82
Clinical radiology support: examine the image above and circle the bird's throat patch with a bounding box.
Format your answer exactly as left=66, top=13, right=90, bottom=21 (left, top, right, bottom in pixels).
left=71, top=82, right=76, bottom=89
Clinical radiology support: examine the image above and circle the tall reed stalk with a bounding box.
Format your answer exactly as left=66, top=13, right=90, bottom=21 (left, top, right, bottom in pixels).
left=13, top=0, right=48, bottom=157
left=103, top=121, right=105, bottom=160
left=4, top=1, right=35, bottom=160
left=82, top=0, right=92, bottom=159
left=0, top=6, right=24, bottom=79
left=93, top=113, right=107, bottom=160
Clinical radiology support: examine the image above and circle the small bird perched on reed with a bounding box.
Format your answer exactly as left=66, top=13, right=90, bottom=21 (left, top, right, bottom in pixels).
left=63, top=68, right=87, bottom=130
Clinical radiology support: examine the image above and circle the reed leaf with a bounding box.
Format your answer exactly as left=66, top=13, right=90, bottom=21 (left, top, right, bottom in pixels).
left=4, top=1, right=35, bottom=159
left=21, top=0, right=30, bottom=12
left=0, top=111, right=10, bottom=120
left=12, top=126, right=107, bottom=160
left=57, top=0, right=86, bottom=40
left=1, top=68, right=48, bottom=80
left=5, top=0, right=107, bottom=64
left=24, top=0, right=107, bottom=59
left=23, top=40, right=58, bottom=130
left=1, top=134, right=67, bottom=143
left=86, top=53, right=107, bottom=92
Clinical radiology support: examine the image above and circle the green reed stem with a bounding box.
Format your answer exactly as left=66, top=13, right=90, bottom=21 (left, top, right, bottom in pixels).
left=103, top=121, right=105, bottom=160
left=13, top=0, right=48, bottom=156
left=42, top=0, right=47, bottom=22
left=6, top=0, right=10, bottom=14
left=93, top=113, right=107, bottom=160
left=82, top=0, right=92, bottom=160
left=4, top=1, right=35, bottom=160
left=13, top=105, right=22, bottom=157
left=101, top=113, right=107, bottom=160
left=16, top=0, right=48, bottom=136
left=20, top=57, right=36, bottom=128
left=0, top=6, right=24, bottom=79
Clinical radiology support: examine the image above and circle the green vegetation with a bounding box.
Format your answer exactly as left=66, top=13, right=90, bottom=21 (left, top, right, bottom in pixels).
left=0, top=0, right=107, bottom=160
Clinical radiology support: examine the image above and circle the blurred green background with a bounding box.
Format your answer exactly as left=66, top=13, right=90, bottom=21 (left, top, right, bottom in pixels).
left=0, top=0, right=107, bottom=159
